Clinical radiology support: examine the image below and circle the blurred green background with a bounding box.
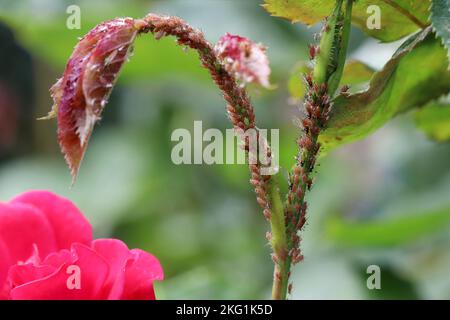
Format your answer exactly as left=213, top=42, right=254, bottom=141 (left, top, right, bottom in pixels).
left=1, top=0, right=450, bottom=299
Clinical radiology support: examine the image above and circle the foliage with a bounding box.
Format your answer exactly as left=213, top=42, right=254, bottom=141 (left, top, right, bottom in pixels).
left=320, top=28, right=450, bottom=152
left=430, top=0, right=450, bottom=61
left=263, top=0, right=430, bottom=42
left=415, top=101, right=450, bottom=142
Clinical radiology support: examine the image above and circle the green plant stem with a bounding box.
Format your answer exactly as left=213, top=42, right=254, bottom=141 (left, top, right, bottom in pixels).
left=328, top=0, right=353, bottom=95
left=269, top=181, right=289, bottom=300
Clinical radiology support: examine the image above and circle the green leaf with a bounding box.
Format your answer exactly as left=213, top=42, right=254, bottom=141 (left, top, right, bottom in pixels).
left=430, top=0, right=450, bottom=61
left=319, top=28, right=450, bottom=152
left=326, top=206, right=450, bottom=247
left=415, top=102, right=450, bottom=142
left=263, top=0, right=430, bottom=42
left=339, top=60, right=375, bottom=93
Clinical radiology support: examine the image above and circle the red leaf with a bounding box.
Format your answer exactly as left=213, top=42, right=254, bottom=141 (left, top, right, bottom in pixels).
left=48, top=18, right=138, bottom=181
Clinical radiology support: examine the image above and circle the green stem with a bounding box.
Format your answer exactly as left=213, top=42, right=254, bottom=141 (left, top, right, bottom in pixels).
left=269, top=181, right=289, bottom=300
left=328, top=0, right=354, bottom=95
left=313, top=0, right=343, bottom=85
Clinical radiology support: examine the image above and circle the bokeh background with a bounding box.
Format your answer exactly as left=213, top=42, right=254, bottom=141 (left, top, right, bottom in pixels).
left=1, top=0, right=450, bottom=299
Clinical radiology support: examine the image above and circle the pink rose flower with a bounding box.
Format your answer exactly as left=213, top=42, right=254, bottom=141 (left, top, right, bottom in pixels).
left=0, top=190, right=163, bottom=300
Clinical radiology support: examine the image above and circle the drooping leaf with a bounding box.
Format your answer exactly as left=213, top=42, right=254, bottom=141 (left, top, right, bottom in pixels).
left=319, top=27, right=450, bottom=152
left=414, top=102, right=450, bottom=142
left=263, top=0, right=430, bottom=42
left=47, top=18, right=139, bottom=180
left=430, top=0, right=450, bottom=61
left=326, top=206, right=450, bottom=247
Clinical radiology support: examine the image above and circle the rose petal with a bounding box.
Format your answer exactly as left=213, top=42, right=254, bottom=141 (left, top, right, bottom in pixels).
left=11, top=191, right=92, bottom=250
left=8, top=264, right=56, bottom=288
left=42, top=249, right=74, bottom=268
left=11, top=243, right=109, bottom=300
left=121, top=249, right=164, bottom=300
left=0, top=202, right=56, bottom=263
left=91, top=239, right=130, bottom=299
left=0, top=239, right=12, bottom=298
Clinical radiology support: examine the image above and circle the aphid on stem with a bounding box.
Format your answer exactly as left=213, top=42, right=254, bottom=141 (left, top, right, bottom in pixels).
left=309, top=44, right=316, bottom=60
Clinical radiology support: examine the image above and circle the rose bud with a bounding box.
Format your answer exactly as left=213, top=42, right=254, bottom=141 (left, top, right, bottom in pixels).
left=214, top=33, right=271, bottom=88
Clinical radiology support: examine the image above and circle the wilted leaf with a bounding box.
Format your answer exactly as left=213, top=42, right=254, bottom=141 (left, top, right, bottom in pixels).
left=319, top=28, right=450, bottom=152
left=263, top=0, right=430, bottom=42
left=47, top=18, right=139, bottom=180
left=430, top=0, right=450, bottom=61
left=415, top=102, right=450, bottom=142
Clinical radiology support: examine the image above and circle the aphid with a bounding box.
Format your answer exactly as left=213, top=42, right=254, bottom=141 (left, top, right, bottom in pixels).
left=291, top=234, right=299, bottom=246
left=340, top=84, right=350, bottom=95
left=287, top=193, right=293, bottom=203
left=287, top=173, right=293, bottom=190
left=306, top=178, right=313, bottom=190
left=293, top=173, right=299, bottom=186
left=310, top=124, right=320, bottom=135
left=314, top=107, right=322, bottom=119
left=257, top=197, right=267, bottom=208
left=271, top=254, right=279, bottom=264
left=297, top=216, right=306, bottom=230
left=263, top=209, right=271, bottom=220
left=308, top=44, right=316, bottom=60
left=305, top=102, right=314, bottom=116
left=292, top=253, right=304, bottom=264
left=299, top=136, right=312, bottom=150
left=304, top=73, right=313, bottom=87
left=302, top=118, right=313, bottom=131
left=313, top=83, right=320, bottom=93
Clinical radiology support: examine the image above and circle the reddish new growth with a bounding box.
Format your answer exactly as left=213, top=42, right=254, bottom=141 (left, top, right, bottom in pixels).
left=45, top=13, right=274, bottom=223
left=214, top=33, right=271, bottom=88
left=46, top=18, right=138, bottom=180
left=46, top=13, right=282, bottom=298
left=136, top=14, right=274, bottom=220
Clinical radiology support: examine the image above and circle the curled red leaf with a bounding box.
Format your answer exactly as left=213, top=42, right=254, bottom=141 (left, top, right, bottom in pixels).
left=48, top=18, right=138, bottom=180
